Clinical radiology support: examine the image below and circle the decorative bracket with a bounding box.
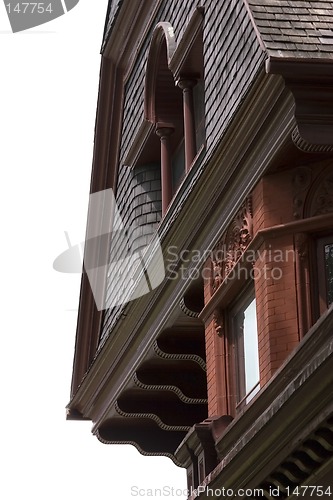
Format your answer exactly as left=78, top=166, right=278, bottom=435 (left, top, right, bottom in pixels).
left=211, top=196, right=253, bottom=293
left=213, top=308, right=224, bottom=337
left=267, top=59, right=333, bottom=148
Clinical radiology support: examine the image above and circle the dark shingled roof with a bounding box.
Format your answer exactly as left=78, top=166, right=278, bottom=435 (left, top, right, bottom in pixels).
left=102, top=1, right=333, bottom=59
left=245, top=0, right=333, bottom=59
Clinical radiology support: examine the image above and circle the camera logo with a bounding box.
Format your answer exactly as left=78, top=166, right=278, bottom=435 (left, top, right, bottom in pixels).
left=3, top=0, right=79, bottom=33
left=53, top=189, right=165, bottom=311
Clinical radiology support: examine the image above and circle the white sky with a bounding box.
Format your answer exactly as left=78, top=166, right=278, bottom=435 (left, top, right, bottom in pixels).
left=0, top=2, right=186, bottom=498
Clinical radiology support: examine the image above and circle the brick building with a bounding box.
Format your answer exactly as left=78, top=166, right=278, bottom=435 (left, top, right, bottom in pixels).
left=67, top=1, right=333, bottom=497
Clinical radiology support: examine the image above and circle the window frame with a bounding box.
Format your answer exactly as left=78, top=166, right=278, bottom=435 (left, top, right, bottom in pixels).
left=228, top=282, right=260, bottom=411
left=316, top=234, right=333, bottom=315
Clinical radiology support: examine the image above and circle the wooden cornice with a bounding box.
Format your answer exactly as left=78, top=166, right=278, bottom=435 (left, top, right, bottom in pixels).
left=266, top=58, right=333, bottom=147
left=103, top=0, right=162, bottom=70
left=123, top=120, right=154, bottom=168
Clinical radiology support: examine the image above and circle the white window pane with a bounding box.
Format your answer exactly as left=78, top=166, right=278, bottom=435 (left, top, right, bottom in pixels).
left=243, top=298, right=260, bottom=396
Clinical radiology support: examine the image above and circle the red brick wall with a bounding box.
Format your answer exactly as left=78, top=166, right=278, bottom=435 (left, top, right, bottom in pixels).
left=253, top=172, right=299, bottom=384
left=203, top=169, right=303, bottom=416
left=205, top=316, right=218, bottom=416
left=204, top=314, right=236, bottom=417
left=252, top=171, right=294, bottom=232
left=254, top=236, right=299, bottom=385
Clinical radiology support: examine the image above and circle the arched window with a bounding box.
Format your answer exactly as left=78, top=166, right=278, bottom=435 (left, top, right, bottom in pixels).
left=145, top=22, right=184, bottom=214
left=126, top=9, right=205, bottom=217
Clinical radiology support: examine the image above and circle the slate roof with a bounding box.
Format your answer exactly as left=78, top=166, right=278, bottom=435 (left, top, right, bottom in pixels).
left=245, top=0, right=333, bottom=58
left=102, top=1, right=333, bottom=59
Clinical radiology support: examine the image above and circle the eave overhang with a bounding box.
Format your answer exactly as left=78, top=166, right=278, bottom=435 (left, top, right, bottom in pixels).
left=243, top=0, right=333, bottom=150
left=267, top=58, right=333, bottom=149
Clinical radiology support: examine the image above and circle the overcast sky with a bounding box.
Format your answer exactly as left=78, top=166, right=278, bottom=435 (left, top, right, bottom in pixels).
left=0, top=2, right=187, bottom=498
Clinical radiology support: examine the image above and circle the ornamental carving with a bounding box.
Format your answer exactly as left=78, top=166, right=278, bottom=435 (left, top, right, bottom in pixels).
left=211, top=196, right=253, bottom=292
left=213, top=309, right=224, bottom=337
left=292, top=126, right=333, bottom=154
left=294, top=232, right=309, bottom=261
left=292, top=164, right=333, bottom=219
left=292, top=166, right=312, bottom=219
left=309, top=172, right=333, bottom=217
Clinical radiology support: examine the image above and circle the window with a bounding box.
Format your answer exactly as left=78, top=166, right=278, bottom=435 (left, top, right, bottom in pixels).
left=141, top=12, right=205, bottom=215
left=317, top=236, right=333, bottom=314
left=230, top=286, right=260, bottom=409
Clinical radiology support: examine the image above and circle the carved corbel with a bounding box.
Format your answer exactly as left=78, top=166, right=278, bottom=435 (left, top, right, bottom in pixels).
left=267, top=59, right=333, bottom=149
left=211, top=196, right=253, bottom=292
left=309, top=170, right=333, bottom=217
left=292, top=166, right=312, bottom=220
left=213, top=308, right=224, bottom=337
left=295, top=232, right=309, bottom=261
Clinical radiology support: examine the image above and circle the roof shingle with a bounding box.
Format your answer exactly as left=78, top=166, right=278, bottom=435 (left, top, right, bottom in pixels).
left=245, top=0, right=333, bottom=58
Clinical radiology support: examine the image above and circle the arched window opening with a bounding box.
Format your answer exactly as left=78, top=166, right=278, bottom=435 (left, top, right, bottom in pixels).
left=129, top=10, right=205, bottom=217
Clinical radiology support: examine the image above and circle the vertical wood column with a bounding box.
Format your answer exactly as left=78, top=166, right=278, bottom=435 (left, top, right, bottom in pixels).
left=155, top=123, right=174, bottom=216
left=295, top=232, right=312, bottom=338
left=178, top=78, right=197, bottom=172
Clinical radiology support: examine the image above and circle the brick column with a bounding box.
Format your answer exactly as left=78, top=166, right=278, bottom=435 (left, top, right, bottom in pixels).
left=202, top=258, right=235, bottom=417
left=254, top=235, right=299, bottom=385
left=252, top=174, right=299, bottom=386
